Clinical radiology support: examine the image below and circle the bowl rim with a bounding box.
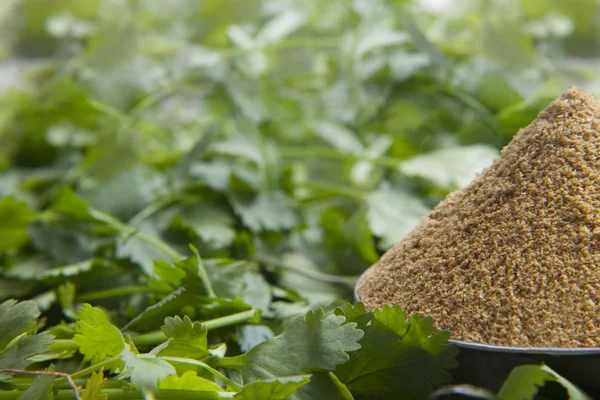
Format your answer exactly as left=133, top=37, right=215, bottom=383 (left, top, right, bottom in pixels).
left=354, top=265, right=600, bottom=355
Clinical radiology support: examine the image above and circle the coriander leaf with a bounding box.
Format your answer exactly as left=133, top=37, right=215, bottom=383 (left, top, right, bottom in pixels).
left=120, top=349, right=176, bottom=392
left=210, top=136, right=264, bottom=165
left=334, top=302, right=372, bottom=331
left=498, top=364, right=591, bottom=400
left=308, top=121, right=364, bottom=155
left=74, top=304, right=125, bottom=365
left=189, top=161, right=232, bottom=191
left=541, top=365, right=591, bottom=400
left=115, top=220, right=171, bottom=276
left=80, top=166, right=167, bottom=221
left=28, top=222, right=94, bottom=264
left=497, top=365, right=553, bottom=400
left=235, top=375, right=311, bottom=400
left=81, top=371, right=108, bottom=400
left=230, top=191, right=297, bottom=232
left=400, top=145, right=499, bottom=189
left=173, top=203, right=236, bottom=249
left=0, top=299, right=40, bottom=348
left=158, top=316, right=209, bottom=359
left=293, top=372, right=354, bottom=400
left=240, top=271, right=271, bottom=311
left=237, top=325, right=274, bottom=353
left=230, top=309, right=363, bottom=381
left=151, top=260, right=186, bottom=290
left=335, top=305, right=458, bottom=400
left=366, top=186, right=429, bottom=249
left=0, top=196, right=36, bottom=251
left=0, top=332, right=54, bottom=380
left=50, top=187, right=93, bottom=222
left=159, top=370, right=222, bottom=391
left=16, top=374, right=53, bottom=400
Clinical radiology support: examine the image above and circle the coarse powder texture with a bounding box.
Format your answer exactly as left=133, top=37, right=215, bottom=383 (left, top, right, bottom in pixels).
left=358, top=87, right=600, bottom=348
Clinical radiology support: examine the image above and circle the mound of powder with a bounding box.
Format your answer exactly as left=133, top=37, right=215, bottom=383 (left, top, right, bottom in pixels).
left=358, top=87, right=600, bottom=348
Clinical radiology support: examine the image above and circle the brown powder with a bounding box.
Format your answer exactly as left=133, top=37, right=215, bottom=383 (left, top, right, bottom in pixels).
left=358, top=87, right=600, bottom=348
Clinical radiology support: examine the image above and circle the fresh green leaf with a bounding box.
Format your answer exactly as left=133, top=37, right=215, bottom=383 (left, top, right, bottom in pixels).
left=0, top=300, right=54, bottom=380
left=173, top=203, right=236, bottom=249
left=158, top=316, right=209, bottom=359
left=400, top=145, right=499, bottom=189
left=498, top=364, right=553, bottom=400
left=366, top=186, right=430, bottom=248
left=74, top=304, right=125, bottom=365
left=228, top=308, right=363, bottom=381
left=498, top=364, right=592, bottom=400
left=0, top=299, right=41, bottom=349
left=0, top=196, right=36, bottom=251
left=230, top=191, right=297, bottom=232
left=16, top=374, right=54, bottom=400
left=293, top=372, right=354, bottom=400
left=334, top=304, right=458, bottom=400
left=120, top=348, right=176, bottom=392
left=159, top=370, right=222, bottom=391
left=0, top=332, right=54, bottom=380
left=541, top=365, right=591, bottom=400
left=51, top=187, right=93, bottom=221
left=234, top=375, right=311, bottom=400
left=81, top=371, right=108, bottom=400
left=237, top=325, right=274, bottom=353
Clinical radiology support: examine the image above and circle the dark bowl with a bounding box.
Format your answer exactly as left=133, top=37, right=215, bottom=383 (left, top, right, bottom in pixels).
left=354, top=265, right=600, bottom=398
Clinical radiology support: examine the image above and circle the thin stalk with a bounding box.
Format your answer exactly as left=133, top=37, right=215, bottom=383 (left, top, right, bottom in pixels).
left=215, top=355, right=245, bottom=369
left=256, top=254, right=359, bottom=287
left=88, top=208, right=182, bottom=262
left=190, top=248, right=216, bottom=298
left=76, top=287, right=173, bottom=302
left=130, top=310, right=257, bottom=347
left=143, top=389, right=156, bottom=400
left=70, top=357, right=121, bottom=380
left=48, top=340, right=79, bottom=351
left=127, top=193, right=182, bottom=226
left=146, top=356, right=241, bottom=391
left=0, top=369, right=81, bottom=400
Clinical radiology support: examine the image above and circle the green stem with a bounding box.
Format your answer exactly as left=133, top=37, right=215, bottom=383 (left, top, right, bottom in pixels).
left=127, top=194, right=182, bottom=226
left=131, top=310, right=258, bottom=347
left=70, top=357, right=121, bottom=380
left=215, top=355, right=246, bottom=369
left=88, top=208, right=182, bottom=262
left=48, top=340, right=79, bottom=351
left=256, top=254, right=359, bottom=287
left=148, top=356, right=241, bottom=391
left=190, top=247, right=216, bottom=298
left=202, top=309, right=257, bottom=330
left=76, top=287, right=173, bottom=302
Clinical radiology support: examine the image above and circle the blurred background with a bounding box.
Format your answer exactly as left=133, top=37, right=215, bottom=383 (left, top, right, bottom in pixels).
left=1, top=0, right=599, bottom=309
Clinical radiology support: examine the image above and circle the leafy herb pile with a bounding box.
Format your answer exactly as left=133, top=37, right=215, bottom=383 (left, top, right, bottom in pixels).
left=0, top=0, right=599, bottom=399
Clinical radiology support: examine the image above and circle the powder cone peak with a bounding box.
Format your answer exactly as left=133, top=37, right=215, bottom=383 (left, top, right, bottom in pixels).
left=358, top=87, right=600, bottom=348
